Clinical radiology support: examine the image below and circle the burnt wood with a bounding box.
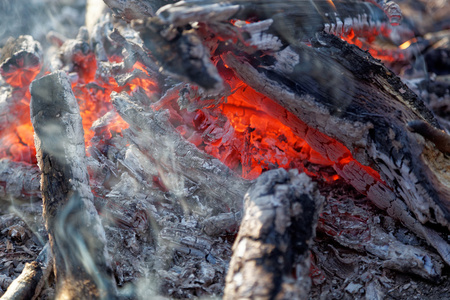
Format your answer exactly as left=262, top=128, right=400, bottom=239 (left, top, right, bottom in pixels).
left=0, top=160, right=41, bottom=202
left=129, top=0, right=450, bottom=265
left=1, top=244, right=52, bottom=300
left=221, top=38, right=450, bottom=265
left=111, top=90, right=251, bottom=214
left=224, top=169, right=324, bottom=299
left=30, top=71, right=116, bottom=299
left=0, top=35, right=42, bottom=88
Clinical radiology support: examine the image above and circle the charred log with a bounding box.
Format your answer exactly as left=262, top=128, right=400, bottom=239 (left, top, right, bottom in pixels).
left=131, top=17, right=223, bottom=90
left=224, top=169, right=324, bottom=299
left=128, top=0, right=450, bottom=266
left=1, top=244, right=52, bottom=300
left=30, top=71, right=116, bottom=299
left=318, top=192, right=443, bottom=281
left=220, top=36, right=450, bottom=265
left=111, top=90, right=251, bottom=214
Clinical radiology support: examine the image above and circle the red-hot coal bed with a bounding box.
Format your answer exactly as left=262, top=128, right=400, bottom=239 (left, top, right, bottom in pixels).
left=1, top=0, right=450, bottom=299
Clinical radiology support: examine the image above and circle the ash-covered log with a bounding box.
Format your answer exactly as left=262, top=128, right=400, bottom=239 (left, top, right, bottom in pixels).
left=224, top=169, right=324, bottom=299
left=111, top=90, right=251, bottom=213
left=30, top=71, right=116, bottom=299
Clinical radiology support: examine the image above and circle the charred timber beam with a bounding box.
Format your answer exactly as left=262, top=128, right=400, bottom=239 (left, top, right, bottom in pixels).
left=111, top=91, right=251, bottom=213
left=0, top=244, right=52, bottom=300
left=224, top=169, right=324, bottom=299
left=30, top=71, right=116, bottom=299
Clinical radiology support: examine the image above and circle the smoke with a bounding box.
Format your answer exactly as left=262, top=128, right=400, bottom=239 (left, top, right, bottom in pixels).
left=0, top=0, right=86, bottom=48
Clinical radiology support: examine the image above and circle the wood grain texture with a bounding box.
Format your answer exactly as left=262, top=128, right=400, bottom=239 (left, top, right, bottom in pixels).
left=30, top=71, right=115, bottom=299
left=224, top=169, right=324, bottom=300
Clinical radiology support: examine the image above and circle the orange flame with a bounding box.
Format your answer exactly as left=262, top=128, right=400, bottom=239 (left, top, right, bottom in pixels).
left=340, top=27, right=405, bottom=63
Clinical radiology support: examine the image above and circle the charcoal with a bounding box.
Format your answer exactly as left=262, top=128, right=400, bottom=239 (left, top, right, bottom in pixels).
left=111, top=90, right=251, bottom=214
left=0, top=160, right=41, bottom=202
left=0, top=35, right=42, bottom=88
left=133, top=17, right=223, bottom=90
left=1, top=244, right=52, bottom=300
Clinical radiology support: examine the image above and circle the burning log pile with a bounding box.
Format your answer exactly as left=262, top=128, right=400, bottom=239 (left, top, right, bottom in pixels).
left=1, top=0, right=450, bottom=299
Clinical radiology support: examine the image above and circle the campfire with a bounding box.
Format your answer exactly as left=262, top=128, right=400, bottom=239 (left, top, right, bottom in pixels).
left=1, top=0, right=450, bottom=298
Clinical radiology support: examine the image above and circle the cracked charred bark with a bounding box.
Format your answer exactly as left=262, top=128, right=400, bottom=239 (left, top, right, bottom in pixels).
left=224, top=169, right=324, bottom=300
left=30, top=71, right=116, bottom=299
left=221, top=35, right=450, bottom=264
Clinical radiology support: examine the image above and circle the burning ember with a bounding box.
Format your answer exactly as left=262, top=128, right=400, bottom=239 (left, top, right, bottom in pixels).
left=0, top=47, right=160, bottom=164
left=2, top=0, right=450, bottom=299
left=0, top=23, right=383, bottom=187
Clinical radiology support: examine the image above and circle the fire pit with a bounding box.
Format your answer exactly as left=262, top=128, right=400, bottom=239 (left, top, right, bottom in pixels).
left=1, top=0, right=450, bottom=299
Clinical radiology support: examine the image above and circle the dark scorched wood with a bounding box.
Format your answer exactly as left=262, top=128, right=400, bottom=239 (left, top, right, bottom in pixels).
left=224, top=169, right=324, bottom=300
left=221, top=38, right=450, bottom=264
left=0, top=160, right=40, bottom=202
left=30, top=71, right=116, bottom=299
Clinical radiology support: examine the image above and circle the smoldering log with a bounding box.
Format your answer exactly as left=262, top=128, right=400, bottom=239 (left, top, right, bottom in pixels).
left=30, top=71, right=115, bottom=299
left=131, top=17, right=223, bottom=90
left=111, top=90, right=251, bottom=214
left=221, top=39, right=450, bottom=265
left=1, top=244, right=52, bottom=300
left=0, top=35, right=42, bottom=88
left=224, top=169, right=324, bottom=300
left=120, top=0, right=450, bottom=267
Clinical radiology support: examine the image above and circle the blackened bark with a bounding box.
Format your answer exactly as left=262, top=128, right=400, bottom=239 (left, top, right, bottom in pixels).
left=224, top=169, right=324, bottom=299
left=30, top=71, right=115, bottom=299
